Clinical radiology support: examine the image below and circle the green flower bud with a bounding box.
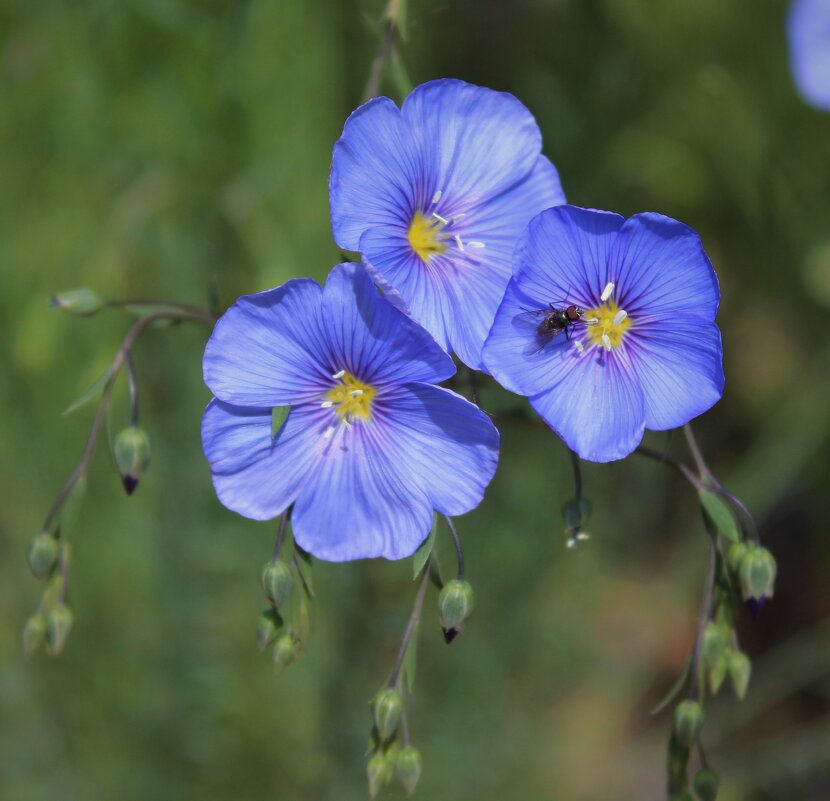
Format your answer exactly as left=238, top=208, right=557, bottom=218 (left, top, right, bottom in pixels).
left=22, top=613, right=47, bottom=657
left=49, top=288, right=104, bottom=317
left=261, top=560, right=293, bottom=609
left=113, top=427, right=151, bottom=495
left=739, top=546, right=776, bottom=602
left=395, top=746, right=422, bottom=796
left=701, top=622, right=727, bottom=667
left=672, top=700, right=704, bottom=747
left=373, top=688, right=403, bottom=742
left=367, top=752, right=390, bottom=799
left=272, top=634, right=296, bottom=675
left=27, top=532, right=59, bottom=578
left=708, top=652, right=729, bottom=695
left=694, top=767, right=720, bottom=801
left=438, top=579, right=474, bottom=631
left=728, top=651, right=751, bottom=700
left=726, top=540, right=749, bottom=574
left=45, top=603, right=73, bottom=656
left=666, top=734, right=690, bottom=795
left=257, top=608, right=281, bottom=651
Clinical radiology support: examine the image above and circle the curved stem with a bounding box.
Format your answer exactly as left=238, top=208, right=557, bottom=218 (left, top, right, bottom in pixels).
left=42, top=307, right=214, bottom=532
left=443, top=515, right=465, bottom=580
left=388, top=557, right=431, bottom=689
left=125, top=351, right=139, bottom=427
left=635, top=446, right=705, bottom=492
left=683, top=423, right=711, bottom=481
left=363, top=0, right=401, bottom=101
left=272, top=508, right=290, bottom=561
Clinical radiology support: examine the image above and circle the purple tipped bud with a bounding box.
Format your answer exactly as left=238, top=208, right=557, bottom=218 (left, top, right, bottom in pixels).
left=438, top=579, right=474, bottom=633
left=739, top=545, right=776, bottom=603
left=49, top=288, right=104, bottom=316
left=114, top=427, right=150, bottom=495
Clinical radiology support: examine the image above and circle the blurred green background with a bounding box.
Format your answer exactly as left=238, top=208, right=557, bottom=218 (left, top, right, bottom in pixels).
left=2, top=0, right=829, bottom=799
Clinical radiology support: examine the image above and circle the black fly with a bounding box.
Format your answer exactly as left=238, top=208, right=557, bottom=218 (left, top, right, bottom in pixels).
left=513, top=303, right=586, bottom=355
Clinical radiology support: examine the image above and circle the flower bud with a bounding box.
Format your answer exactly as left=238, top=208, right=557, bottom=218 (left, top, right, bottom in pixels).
left=701, top=622, right=727, bottom=667
left=672, top=700, right=704, bottom=747
left=694, top=767, right=720, bottom=801
left=49, top=288, right=104, bottom=316
left=395, top=746, right=422, bottom=796
left=728, top=651, right=751, bottom=700
left=22, top=613, right=47, bottom=656
left=739, top=546, right=776, bottom=603
left=272, top=634, right=296, bottom=675
left=113, top=427, right=151, bottom=495
left=726, top=540, right=749, bottom=574
left=261, top=560, right=293, bottom=609
left=708, top=652, right=729, bottom=695
left=45, top=603, right=73, bottom=655
left=367, top=752, right=390, bottom=799
left=257, top=609, right=281, bottom=651
left=373, top=688, right=403, bottom=742
left=27, top=532, right=59, bottom=578
left=438, top=579, right=474, bottom=633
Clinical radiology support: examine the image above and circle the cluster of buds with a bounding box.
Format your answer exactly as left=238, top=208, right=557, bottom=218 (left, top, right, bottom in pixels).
left=23, top=531, right=73, bottom=657
left=367, top=688, right=422, bottom=797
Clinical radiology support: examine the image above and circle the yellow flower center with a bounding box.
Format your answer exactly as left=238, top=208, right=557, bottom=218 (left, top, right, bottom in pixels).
left=584, top=299, right=632, bottom=350
left=324, top=372, right=376, bottom=423
left=407, top=211, right=447, bottom=263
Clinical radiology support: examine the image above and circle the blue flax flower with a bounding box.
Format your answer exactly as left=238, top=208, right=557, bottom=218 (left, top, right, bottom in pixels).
left=329, top=78, right=565, bottom=370
left=789, top=0, right=830, bottom=111
left=201, top=262, right=499, bottom=561
left=482, top=205, right=724, bottom=463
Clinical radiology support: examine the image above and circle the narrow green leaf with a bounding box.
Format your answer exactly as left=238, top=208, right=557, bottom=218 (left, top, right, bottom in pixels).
left=699, top=489, right=741, bottom=543
left=272, top=406, right=290, bottom=439
left=402, top=621, right=419, bottom=693
left=412, top=517, right=436, bottom=579
left=650, top=658, right=691, bottom=715
left=62, top=365, right=115, bottom=416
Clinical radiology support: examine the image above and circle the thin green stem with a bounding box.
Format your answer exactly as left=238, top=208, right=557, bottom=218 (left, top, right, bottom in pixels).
left=363, top=0, right=401, bottom=101
left=687, top=540, right=718, bottom=701
left=443, top=515, right=464, bottom=580
left=683, top=423, right=711, bottom=481
left=569, top=448, right=583, bottom=499
left=388, top=557, right=431, bottom=689
left=635, top=445, right=705, bottom=492
left=272, top=508, right=290, bottom=561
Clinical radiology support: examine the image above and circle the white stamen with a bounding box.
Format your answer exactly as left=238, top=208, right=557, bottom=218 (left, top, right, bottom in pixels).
left=583, top=317, right=599, bottom=325
left=574, top=340, right=584, bottom=353
left=432, top=212, right=449, bottom=225
left=613, top=309, right=628, bottom=326
left=452, top=213, right=466, bottom=222
left=467, top=241, right=485, bottom=248
left=601, top=282, right=615, bottom=302
left=342, top=418, right=352, bottom=430
left=332, top=369, right=345, bottom=379
left=454, top=235, right=465, bottom=252
left=350, top=389, right=363, bottom=396
left=577, top=532, right=590, bottom=542
left=601, top=333, right=612, bottom=351
left=566, top=537, right=577, bottom=550
left=320, top=400, right=334, bottom=408
left=323, top=426, right=336, bottom=440
left=431, top=190, right=443, bottom=204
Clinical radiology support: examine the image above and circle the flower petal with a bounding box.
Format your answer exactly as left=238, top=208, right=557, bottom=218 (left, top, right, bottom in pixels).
left=381, top=384, right=500, bottom=516
left=201, top=399, right=327, bottom=520
left=483, top=279, right=581, bottom=397
left=530, top=351, right=646, bottom=462
left=514, top=205, right=625, bottom=310
left=402, top=79, right=542, bottom=209
left=788, top=0, right=830, bottom=111
left=330, top=97, right=419, bottom=250
left=323, top=262, right=455, bottom=385
left=628, top=320, right=724, bottom=430
left=608, top=212, right=720, bottom=323
left=292, top=422, right=433, bottom=562
left=203, top=278, right=330, bottom=407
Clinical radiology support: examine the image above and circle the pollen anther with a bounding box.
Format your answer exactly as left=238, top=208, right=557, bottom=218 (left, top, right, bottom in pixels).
left=613, top=309, right=628, bottom=326
left=601, top=282, right=615, bottom=302
left=324, top=371, right=376, bottom=425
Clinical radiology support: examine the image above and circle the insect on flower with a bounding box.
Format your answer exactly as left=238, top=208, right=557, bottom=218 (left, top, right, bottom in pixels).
left=201, top=262, right=499, bottom=562
left=482, top=205, right=725, bottom=463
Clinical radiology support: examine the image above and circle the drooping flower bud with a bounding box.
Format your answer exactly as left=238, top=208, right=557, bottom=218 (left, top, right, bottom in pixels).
left=673, top=700, right=704, bottom=747
left=22, top=613, right=47, bottom=656
left=694, top=767, right=720, bottom=801
left=45, top=603, right=74, bottom=655
left=373, top=688, right=403, bottom=742
left=261, top=560, right=293, bottom=609
left=738, top=545, right=776, bottom=610
left=256, top=609, right=281, bottom=651
left=395, top=746, right=422, bottom=796
left=367, top=752, right=390, bottom=799
left=728, top=651, right=751, bottom=700
left=438, top=579, right=474, bottom=638
left=272, top=634, right=296, bottom=675
left=113, top=427, right=151, bottom=495
left=726, top=540, right=749, bottom=574
left=27, top=532, right=59, bottom=578
left=701, top=621, right=727, bottom=667
left=49, top=288, right=104, bottom=317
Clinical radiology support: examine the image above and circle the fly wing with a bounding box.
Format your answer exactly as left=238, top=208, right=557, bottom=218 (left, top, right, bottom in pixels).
left=511, top=309, right=559, bottom=356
